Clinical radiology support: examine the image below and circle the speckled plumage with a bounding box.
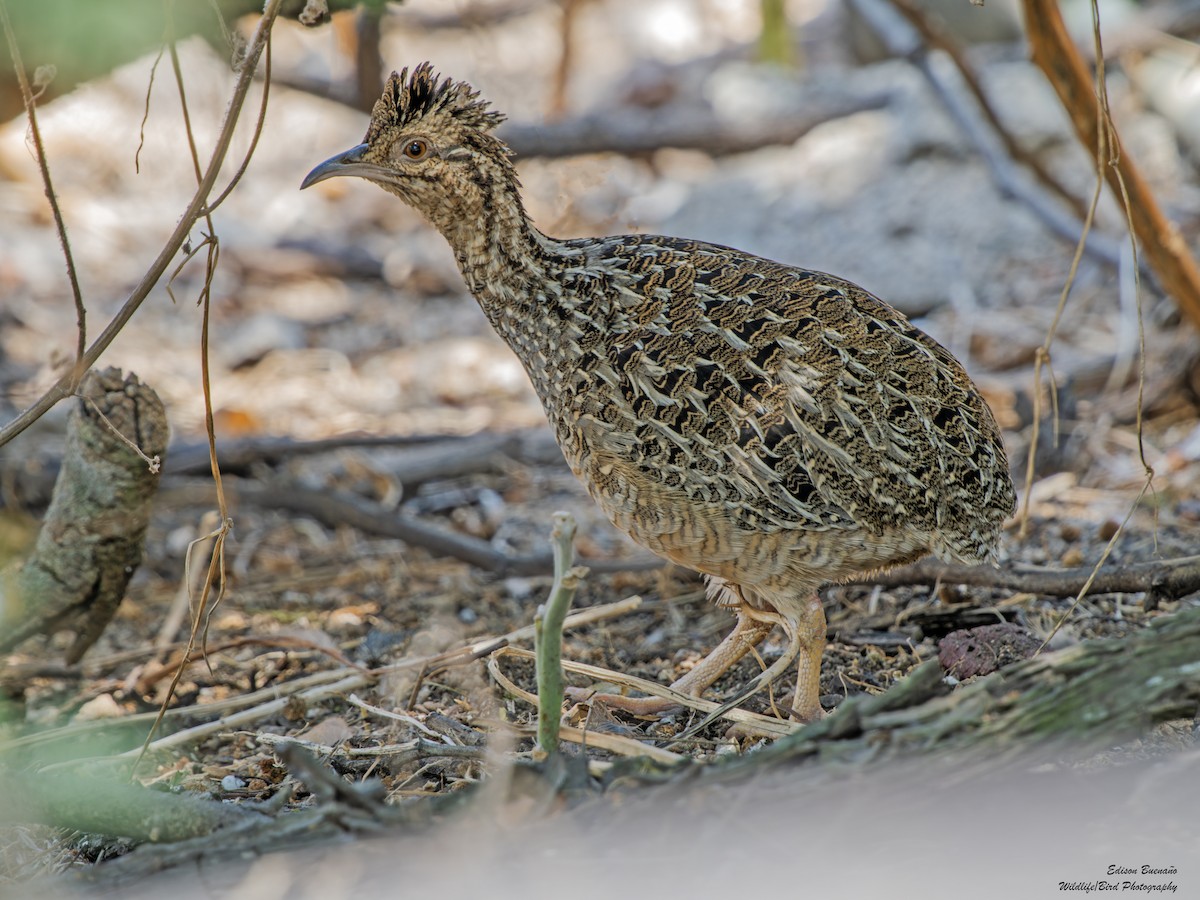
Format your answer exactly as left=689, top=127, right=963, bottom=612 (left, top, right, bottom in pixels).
left=302, top=64, right=1016, bottom=721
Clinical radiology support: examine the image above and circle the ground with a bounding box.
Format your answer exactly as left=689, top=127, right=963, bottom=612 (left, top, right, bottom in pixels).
left=0, top=0, right=1198, bottom=891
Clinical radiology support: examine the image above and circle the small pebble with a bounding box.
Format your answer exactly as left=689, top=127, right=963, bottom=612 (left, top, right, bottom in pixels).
left=326, top=608, right=365, bottom=631
left=221, top=775, right=246, bottom=792
left=1061, top=547, right=1085, bottom=567
left=458, top=606, right=478, bottom=624
left=1098, top=519, right=1120, bottom=541
left=73, top=694, right=123, bottom=722
left=1059, top=522, right=1081, bottom=542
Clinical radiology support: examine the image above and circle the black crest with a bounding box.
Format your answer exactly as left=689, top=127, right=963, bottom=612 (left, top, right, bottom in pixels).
left=365, top=63, right=505, bottom=144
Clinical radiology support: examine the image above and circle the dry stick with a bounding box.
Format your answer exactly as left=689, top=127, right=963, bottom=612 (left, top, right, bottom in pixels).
left=132, top=36, right=236, bottom=775
left=0, top=668, right=359, bottom=754
left=0, top=0, right=284, bottom=450
left=78, top=395, right=162, bottom=474
left=134, top=514, right=228, bottom=770
left=397, top=595, right=645, bottom=706
left=157, top=4, right=273, bottom=706
left=1019, top=172, right=1104, bottom=537
left=471, top=593, right=643, bottom=651
left=1022, top=0, right=1200, bottom=328
left=139, top=633, right=364, bottom=690
left=548, top=0, right=582, bottom=118
left=346, top=694, right=446, bottom=738
left=87, top=672, right=372, bottom=769
left=498, top=94, right=889, bottom=160
left=534, top=513, right=588, bottom=755
left=202, top=36, right=273, bottom=216
left=0, top=0, right=86, bottom=367
left=854, top=553, right=1200, bottom=599
left=152, top=510, right=219, bottom=656
left=135, top=45, right=166, bottom=174
left=164, top=431, right=461, bottom=475
left=165, top=478, right=664, bottom=576
left=1085, top=0, right=1152, bottom=490
left=252, top=731, right=485, bottom=764
left=1024, top=0, right=1156, bottom=651
left=277, top=70, right=889, bottom=160
left=1016, top=0, right=1121, bottom=553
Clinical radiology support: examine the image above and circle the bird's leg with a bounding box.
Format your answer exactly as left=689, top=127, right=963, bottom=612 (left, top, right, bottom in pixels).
left=673, top=606, right=810, bottom=737
left=788, top=592, right=827, bottom=723
left=698, top=592, right=826, bottom=725
left=669, top=606, right=779, bottom=697
left=565, top=606, right=777, bottom=716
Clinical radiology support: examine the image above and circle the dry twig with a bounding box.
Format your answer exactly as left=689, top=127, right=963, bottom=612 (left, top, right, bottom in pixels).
left=162, top=477, right=663, bottom=576
left=853, top=553, right=1200, bottom=602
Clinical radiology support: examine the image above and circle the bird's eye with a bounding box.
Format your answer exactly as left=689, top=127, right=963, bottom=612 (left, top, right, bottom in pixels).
left=402, top=140, right=429, bottom=160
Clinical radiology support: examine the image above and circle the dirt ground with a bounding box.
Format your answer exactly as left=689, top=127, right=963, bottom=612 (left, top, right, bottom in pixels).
left=1, top=0, right=1199, bottom=893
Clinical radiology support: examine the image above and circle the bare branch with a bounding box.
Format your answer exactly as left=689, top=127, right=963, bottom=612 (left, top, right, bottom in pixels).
left=849, top=553, right=1200, bottom=602
left=0, top=0, right=285, bottom=450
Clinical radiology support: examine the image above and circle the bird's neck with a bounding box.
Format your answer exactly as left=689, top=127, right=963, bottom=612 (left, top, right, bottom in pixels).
left=425, top=160, right=572, bottom=331
left=419, top=156, right=590, bottom=411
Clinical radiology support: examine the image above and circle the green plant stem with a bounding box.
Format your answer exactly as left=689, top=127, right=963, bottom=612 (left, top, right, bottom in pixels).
left=534, top=512, right=588, bottom=755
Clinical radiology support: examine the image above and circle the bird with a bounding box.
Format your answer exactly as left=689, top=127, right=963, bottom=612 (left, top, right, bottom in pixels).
left=301, top=63, right=1015, bottom=723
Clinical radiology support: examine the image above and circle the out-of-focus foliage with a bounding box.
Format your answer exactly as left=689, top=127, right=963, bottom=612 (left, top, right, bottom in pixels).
left=0, top=0, right=380, bottom=122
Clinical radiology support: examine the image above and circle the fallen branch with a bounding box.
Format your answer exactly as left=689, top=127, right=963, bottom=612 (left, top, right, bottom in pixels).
left=254, top=731, right=486, bottom=765
left=161, top=477, right=664, bottom=576
left=6, top=429, right=562, bottom=506
left=278, top=72, right=888, bottom=160
left=847, top=554, right=1200, bottom=602
left=164, top=431, right=510, bottom=476
left=498, top=93, right=889, bottom=159
left=885, top=0, right=1086, bottom=218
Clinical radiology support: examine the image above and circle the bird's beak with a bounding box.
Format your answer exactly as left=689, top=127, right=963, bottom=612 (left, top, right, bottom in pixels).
left=300, top=143, right=370, bottom=190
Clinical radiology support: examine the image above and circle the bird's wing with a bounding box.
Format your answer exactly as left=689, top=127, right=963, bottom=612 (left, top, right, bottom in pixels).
left=566, top=234, right=1012, bottom=555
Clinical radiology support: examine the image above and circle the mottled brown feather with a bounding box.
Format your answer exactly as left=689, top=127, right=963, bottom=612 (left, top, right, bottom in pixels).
left=304, top=65, right=1016, bottom=718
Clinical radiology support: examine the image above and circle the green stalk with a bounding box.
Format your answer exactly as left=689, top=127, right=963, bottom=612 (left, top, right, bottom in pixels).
left=534, top=512, right=588, bottom=755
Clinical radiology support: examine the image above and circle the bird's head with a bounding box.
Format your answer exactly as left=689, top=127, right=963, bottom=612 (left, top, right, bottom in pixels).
left=301, top=63, right=514, bottom=231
